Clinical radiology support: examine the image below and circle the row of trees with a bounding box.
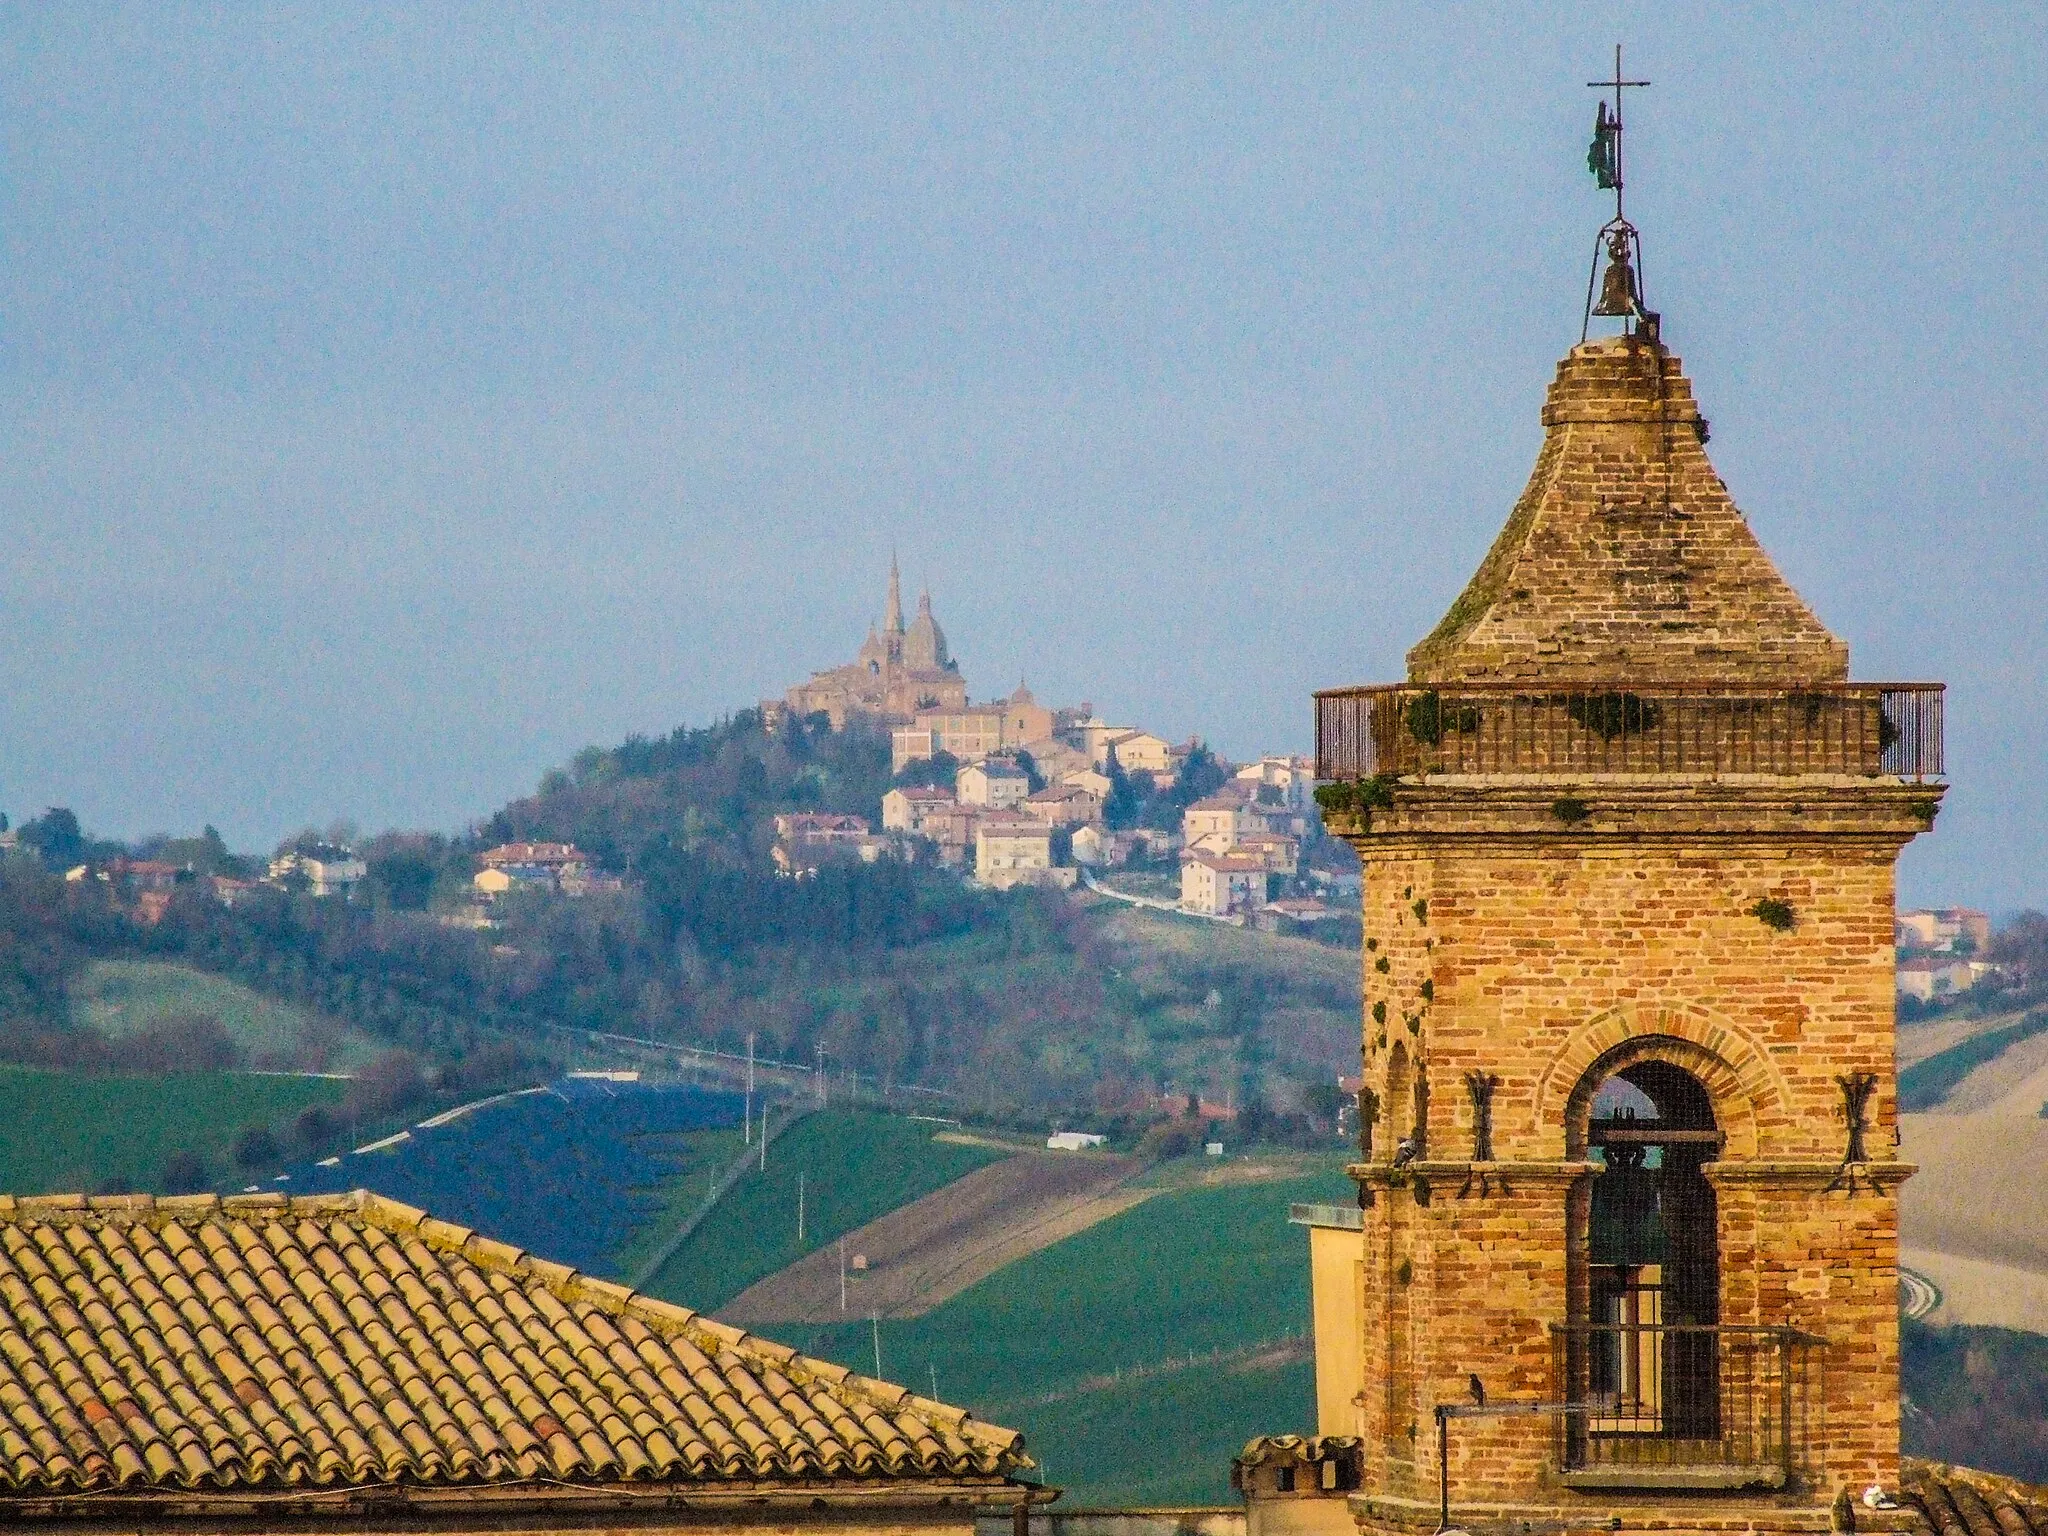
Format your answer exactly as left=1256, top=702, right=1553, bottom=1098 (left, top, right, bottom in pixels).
left=0, top=708, right=1342, bottom=1127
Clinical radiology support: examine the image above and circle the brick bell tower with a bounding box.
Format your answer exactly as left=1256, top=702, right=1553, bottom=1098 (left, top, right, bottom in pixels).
left=1308, top=78, right=1945, bottom=1536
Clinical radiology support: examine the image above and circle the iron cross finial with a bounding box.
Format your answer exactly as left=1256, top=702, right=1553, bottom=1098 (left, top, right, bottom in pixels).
left=1586, top=44, right=1651, bottom=222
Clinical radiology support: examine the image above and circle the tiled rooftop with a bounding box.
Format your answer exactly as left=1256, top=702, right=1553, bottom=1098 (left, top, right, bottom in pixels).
left=0, top=1190, right=1027, bottom=1499
left=1901, top=1460, right=2048, bottom=1536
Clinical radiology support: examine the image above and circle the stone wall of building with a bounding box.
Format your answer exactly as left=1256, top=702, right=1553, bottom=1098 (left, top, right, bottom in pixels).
left=1330, top=774, right=1932, bottom=1532
left=1405, top=337, right=1849, bottom=687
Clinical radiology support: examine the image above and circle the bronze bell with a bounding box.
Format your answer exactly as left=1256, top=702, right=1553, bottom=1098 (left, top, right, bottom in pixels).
left=1592, top=230, right=1640, bottom=317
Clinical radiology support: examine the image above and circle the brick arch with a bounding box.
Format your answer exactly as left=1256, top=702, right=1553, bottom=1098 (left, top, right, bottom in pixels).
left=1535, top=1004, right=1789, bottom=1160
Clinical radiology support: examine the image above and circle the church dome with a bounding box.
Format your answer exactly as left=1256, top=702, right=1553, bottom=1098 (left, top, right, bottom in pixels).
left=905, top=590, right=949, bottom=670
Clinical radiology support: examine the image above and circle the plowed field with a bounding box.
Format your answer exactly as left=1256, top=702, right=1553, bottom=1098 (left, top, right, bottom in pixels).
left=718, top=1151, right=1144, bottom=1323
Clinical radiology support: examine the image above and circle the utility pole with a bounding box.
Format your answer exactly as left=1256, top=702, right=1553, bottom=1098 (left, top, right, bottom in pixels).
left=797, top=1170, right=805, bottom=1243
left=759, top=1102, right=768, bottom=1170
left=816, top=1044, right=827, bottom=1106
left=745, top=1032, right=756, bottom=1144
left=871, top=1312, right=882, bottom=1378
left=839, top=1239, right=847, bottom=1313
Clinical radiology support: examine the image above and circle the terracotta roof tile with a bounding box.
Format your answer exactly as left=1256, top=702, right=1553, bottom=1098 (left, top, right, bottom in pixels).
left=0, top=1191, right=1028, bottom=1497
left=1902, top=1461, right=2048, bottom=1536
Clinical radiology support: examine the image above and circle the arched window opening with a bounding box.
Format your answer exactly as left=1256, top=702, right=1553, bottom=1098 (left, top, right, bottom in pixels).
left=1579, top=1059, right=1723, bottom=1443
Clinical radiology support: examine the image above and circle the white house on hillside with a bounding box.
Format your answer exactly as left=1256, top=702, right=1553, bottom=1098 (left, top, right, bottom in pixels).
left=958, top=759, right=1031, bottom=810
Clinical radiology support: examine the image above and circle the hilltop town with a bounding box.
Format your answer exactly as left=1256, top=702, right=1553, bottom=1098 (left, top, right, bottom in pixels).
left=762, top=558, right=1352, bottom=925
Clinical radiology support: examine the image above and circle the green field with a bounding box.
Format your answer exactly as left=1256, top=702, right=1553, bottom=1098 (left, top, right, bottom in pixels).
left=70, top=959, right=375, bottom=1069
left=1899, top=1007, right=2048, bottom=1111
left=1018, top=1353, right=1318, bottom=1504
left=783, top=1165, right=1352, bottom=1504
left=634, top=1111, right=1008, bottom=1310
left=0, top=1066, right=348, bottom=1194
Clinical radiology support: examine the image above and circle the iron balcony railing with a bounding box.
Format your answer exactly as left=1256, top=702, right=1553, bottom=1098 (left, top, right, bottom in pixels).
left=1549, top=1322, right=1823, bottom=1489
left=1312, top=683, right=1943, bottom=782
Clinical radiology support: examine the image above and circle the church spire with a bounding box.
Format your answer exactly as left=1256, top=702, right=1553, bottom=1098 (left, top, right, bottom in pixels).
left=884, top=553, right=904, bottom=634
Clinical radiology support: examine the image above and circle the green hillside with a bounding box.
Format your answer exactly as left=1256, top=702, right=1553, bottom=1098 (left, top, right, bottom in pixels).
left=0, top=1066, right=347, bottom=1194
left=1904, top=1317, right=2048, bottom=1482
left=632, top=1111, right=1008, bottom=1310
left=783, top=1163, right=1352, bottom=1504
left=70, top=959, right=375, bottom=1069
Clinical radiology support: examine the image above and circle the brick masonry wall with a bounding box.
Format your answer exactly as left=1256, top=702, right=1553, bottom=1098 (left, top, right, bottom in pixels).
left=1405, top=335, right=1849, bottom=687
left=1335, top=778, right=1931, bottom=1530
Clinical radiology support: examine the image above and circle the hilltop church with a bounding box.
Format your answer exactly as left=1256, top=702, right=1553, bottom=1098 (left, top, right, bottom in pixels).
left=778, top=558, right=970, bottom=728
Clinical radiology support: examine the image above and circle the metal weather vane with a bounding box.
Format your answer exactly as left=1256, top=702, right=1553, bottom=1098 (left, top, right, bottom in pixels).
left=1581, top=45, right=1658, bottom=342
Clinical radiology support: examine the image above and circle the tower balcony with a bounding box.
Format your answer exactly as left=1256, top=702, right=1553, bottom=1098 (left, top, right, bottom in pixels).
left=1312, top=682, right=1943, bottom=784
left=1548, top=1321, right=1825, bottom=1491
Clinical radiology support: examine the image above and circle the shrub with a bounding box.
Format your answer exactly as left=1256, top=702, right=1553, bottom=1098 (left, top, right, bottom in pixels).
left=294, top=1104, right=341, bottom=1152
left=1749, top=897, right=1796, bottom=932
left=160, top=1150, right=209, bottom=1195
left=1315, top=776, right=1398, bottom=819
left=1565, top=691, right=1661, bottom=740
left=1136, top=1119, right=1200, bottom=1161
left=110, top=1013, right=240, bottom=1073
left=232, top=1125, right=281, bottom=1170
left=1405, top=692, right=1481, bottom=747
left=1551, top=797, right=1592, bottom=825
left=345, top=1050, right=430, bottom=1120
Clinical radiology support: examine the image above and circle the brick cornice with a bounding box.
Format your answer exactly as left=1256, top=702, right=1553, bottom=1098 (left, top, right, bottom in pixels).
left=1334, top=777, right=1942, bottom=852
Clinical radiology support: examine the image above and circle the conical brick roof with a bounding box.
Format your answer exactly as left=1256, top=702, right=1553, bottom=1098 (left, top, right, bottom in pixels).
left=1407, top=333, right=1847, bottom=686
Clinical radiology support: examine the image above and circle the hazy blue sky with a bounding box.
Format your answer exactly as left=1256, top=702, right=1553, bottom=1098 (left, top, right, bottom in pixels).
left=0, top=6, right=2040, bottom=909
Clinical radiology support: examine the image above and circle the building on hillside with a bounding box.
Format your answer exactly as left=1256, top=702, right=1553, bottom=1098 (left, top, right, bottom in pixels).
left=1253, top=895, right=1337, bottom=934
left=209, top=873, right=259, bottom=906
left=772, top=836, right=891, bottom=876
left=1182, top=794, right=1246, bottom=854
left=1024, top=783, right=1102, bottom=830
left=958, top=758, right=1031, bottom=811
left=974, top=812, right=1072, bottom=890
left=919, top=802, right=981, bottom=867
left=777, top=558, right=969, bottom=728
left=1016, top=736, right=1092, bottom=784
left=474, top=841, right=621, bottom=900
left=1062, top=718, right=1129, bottom=764
left=881, top=784, right=959, bottom=836
left=1896, top=955, right=1992, bottom=1002
left=0, top=1191, right=1039, bottom=1536
left=1266, top=200, right=1948, bottom=1536
left=112, top=858, right=186, bottom=894
left=1070, top=824, right=1133, bottom=868
left=1127, top=826, right=1180, bottom=862
left=1234, top=830, right=1299, bottom=877
left=1046, top=1131, right=1106, bottom=1151
left=770, top=814, right=891, bottom=875
left=1180, top=850, right=1268, bottom=917
left=890, top=684, right=1059, bottom=773
left=1896, top=906, right=1991, bottom=953
left=1099, top=729, right=1176, bottom=775
left=1234, top=753, right=1316, bottom=810
left=1061, top=766, right=1114, bottom=800
left=772, top=813, right=870, bottom=844
left=266, top=843, right=365, bottom=898
left=891, top=708, right=1001, bottom=772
